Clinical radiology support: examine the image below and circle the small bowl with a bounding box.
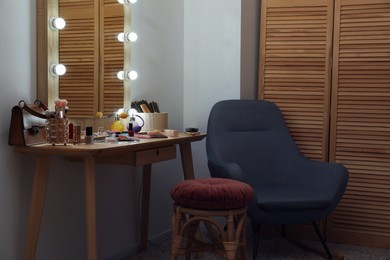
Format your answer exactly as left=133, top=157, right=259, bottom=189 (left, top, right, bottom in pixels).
left=185, top=127, right=199, bottom=133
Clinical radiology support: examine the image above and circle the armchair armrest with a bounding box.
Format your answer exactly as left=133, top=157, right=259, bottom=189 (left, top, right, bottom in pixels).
left=289, top=157, right=349, bottom=203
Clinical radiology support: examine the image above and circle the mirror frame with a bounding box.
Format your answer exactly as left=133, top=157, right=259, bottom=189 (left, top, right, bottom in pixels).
left=36, top=0, right=132, bottom=115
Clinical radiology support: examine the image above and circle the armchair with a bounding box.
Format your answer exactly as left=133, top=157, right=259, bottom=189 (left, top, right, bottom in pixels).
left=206, top=99, right=348, bottom=259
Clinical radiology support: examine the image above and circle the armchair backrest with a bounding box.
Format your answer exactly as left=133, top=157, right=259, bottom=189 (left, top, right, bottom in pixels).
left=206, top=99, right=303, bottom=184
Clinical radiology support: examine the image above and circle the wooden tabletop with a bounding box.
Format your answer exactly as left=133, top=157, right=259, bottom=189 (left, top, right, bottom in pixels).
left=14, top=133, right=207, bottom=158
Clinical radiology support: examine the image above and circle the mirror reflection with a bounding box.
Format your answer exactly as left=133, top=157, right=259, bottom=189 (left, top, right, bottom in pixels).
left=59, top=0, right=124, bottom=118
left=37, top=0, right=135, bottom=119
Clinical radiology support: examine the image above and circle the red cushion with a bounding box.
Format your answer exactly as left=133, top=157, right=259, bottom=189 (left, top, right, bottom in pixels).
left=170, top=178, right=254, bottom=210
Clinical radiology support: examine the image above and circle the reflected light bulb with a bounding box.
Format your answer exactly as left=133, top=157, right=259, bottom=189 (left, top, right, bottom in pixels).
left=117, top=71, right=125, bottom=80
left=130, top=0, right=137, bottom=3
left=117, top=33, right=125, bottom=42
left=117, top=0, right=125, bottom=4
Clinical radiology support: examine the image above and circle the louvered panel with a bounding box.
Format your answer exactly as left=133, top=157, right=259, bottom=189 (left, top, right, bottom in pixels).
left=329, top=0, right=390, bottom=247
left=258, top=0, right=333, bottom=161
left=59, top=0, right=99, bottom=118
left=100, top=1, right=124, bottom=115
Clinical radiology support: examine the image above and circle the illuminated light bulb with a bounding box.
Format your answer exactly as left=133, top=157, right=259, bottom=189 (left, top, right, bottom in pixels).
left=117, top=70, right=137, bottom=80
left=117, top=71, right=125, bottom=80
left=128, top=70, right=138, bottom=80
left=49, top=17, right=66, bottom=30
left=117, top=108, right=125, bottom=115
left=117, top=33, right=125, bottom=42
left=118, top=0, right=137, bottom=4
left=50, top=64, right=66, bottom=76
left=128, top=32, right=138, bottom=42
left=129, top=108, right=138, bottom=115
left=117, top=32, right=137, bottom=43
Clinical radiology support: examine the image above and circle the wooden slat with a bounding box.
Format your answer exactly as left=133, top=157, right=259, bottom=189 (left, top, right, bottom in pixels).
left=259, top=0, right=390, bottom=248
left=100, top=0, right=124, bottom=116
left=258, top=0, right=334, bottom=161
left=58, top=0, right=124, bottom=118
left=59, top=0, right=99, bottom=117
left=328, top=0, right=390, bottom=247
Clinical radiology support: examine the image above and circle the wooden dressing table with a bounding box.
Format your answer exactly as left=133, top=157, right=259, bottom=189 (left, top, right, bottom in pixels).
left=15, top=133, right=206, bottom=260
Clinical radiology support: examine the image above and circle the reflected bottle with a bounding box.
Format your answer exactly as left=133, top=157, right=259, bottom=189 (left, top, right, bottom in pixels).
left=46, top=116, right=69, bottom=145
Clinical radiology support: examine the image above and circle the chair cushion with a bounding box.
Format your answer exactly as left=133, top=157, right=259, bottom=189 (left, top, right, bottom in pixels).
left=255, top=184, right=331, bottom=210
left=170, top=178, right=254, bottom=210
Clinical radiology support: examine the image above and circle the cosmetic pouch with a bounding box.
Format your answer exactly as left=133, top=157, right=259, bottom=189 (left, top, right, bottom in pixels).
left=8, top=100, right=48, bottom=146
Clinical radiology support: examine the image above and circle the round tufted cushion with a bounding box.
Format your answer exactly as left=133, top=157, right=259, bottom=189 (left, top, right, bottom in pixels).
left=170, top=178, right=254, bottom=210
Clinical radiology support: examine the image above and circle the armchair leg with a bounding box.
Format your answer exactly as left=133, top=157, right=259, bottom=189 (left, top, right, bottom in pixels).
left=252, top=222, right=261, bottom=260
left=312, top=222, right=332, bottom=259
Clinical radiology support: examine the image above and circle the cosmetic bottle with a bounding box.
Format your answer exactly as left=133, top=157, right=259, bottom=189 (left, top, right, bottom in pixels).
left=85, top=126, right=94, bottom=144
left=128, top=123, right=134, bottom=137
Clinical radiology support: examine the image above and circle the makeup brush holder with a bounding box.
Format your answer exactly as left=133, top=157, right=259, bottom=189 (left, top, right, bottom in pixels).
left=137, top=112, right=168, bottom=132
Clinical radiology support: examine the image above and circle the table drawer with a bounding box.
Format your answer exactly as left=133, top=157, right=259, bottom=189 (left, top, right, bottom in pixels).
left=134, top=145, right=176, bottom=166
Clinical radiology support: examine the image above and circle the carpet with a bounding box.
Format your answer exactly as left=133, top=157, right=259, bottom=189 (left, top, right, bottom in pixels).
left=128, top=232, right=390, bottom=260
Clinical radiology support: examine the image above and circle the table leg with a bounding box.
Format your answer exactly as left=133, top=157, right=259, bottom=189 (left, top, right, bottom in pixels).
left=24, top=156, right=51, bottom=260
left=139, top=164, right=151, bottom=251
left=179, top=142, right=195, bottom=180
left=84, top=156, right=97, bottom=260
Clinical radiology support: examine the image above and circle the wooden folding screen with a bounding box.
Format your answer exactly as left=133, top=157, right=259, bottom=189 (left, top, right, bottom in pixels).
left=328, top=0, right=390, bottom=247
left=258, top=0, right=334, bottom=162
left=258, top=0, right=390, bottom=248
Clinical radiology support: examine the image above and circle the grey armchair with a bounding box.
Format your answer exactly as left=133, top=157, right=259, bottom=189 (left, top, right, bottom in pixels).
left=206, top=99, right=348, bottom=259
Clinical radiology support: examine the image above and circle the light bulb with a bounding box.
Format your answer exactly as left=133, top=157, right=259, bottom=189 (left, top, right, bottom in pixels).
left=118, top=0, right=137, bottom=4
left=50, top=64, right=66, bottom=76
left=117, top=71, right=125, bottom=80
left=117, top=33, right=125, bottom=42
left=117, top=70, right=137, bottom=80
left=128, top=71, right=138, bottom=80
left=129, top=108, right=138, bottom=115
left=117, top=32, right=137, bottom=43
left=50, top=17, right=66, bottom=30
left=128, top=32, right=138, bottom=42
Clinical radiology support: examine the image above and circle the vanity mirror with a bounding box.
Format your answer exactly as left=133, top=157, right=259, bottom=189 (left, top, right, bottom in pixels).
left=37, top=0, right=135, bottom=119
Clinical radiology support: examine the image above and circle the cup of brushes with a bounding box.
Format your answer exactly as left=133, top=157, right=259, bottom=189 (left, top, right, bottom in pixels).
left=130, top=100, right=168, bottom=132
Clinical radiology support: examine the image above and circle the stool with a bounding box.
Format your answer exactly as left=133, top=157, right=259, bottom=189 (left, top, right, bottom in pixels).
left=170, top=178, right=254, bottom=260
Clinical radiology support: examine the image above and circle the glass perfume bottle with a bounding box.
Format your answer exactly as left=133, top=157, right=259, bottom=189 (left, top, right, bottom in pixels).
left=110, top=116, right=125, bottom=132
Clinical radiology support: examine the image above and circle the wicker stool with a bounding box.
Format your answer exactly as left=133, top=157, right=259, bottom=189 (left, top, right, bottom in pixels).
left=170, top=178, right=254, bottom=260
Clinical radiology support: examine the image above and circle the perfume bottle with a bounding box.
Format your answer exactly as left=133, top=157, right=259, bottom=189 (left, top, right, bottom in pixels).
left=110, top=116, right=125, bottom=132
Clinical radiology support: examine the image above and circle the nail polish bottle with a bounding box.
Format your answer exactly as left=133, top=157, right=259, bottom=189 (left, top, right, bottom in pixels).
left=128, top=123, right=134, bottom=137
left=85, top=126, right=94, bottom=144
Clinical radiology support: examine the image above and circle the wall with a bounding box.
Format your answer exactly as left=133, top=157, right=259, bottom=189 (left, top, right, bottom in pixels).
left=183, top=0, right=242, bottom=176
left=0, top=1, right=36, bottom=260
left=0, top=0, right=249, bottom=259
left=241, top=0, right=261, bottom=99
